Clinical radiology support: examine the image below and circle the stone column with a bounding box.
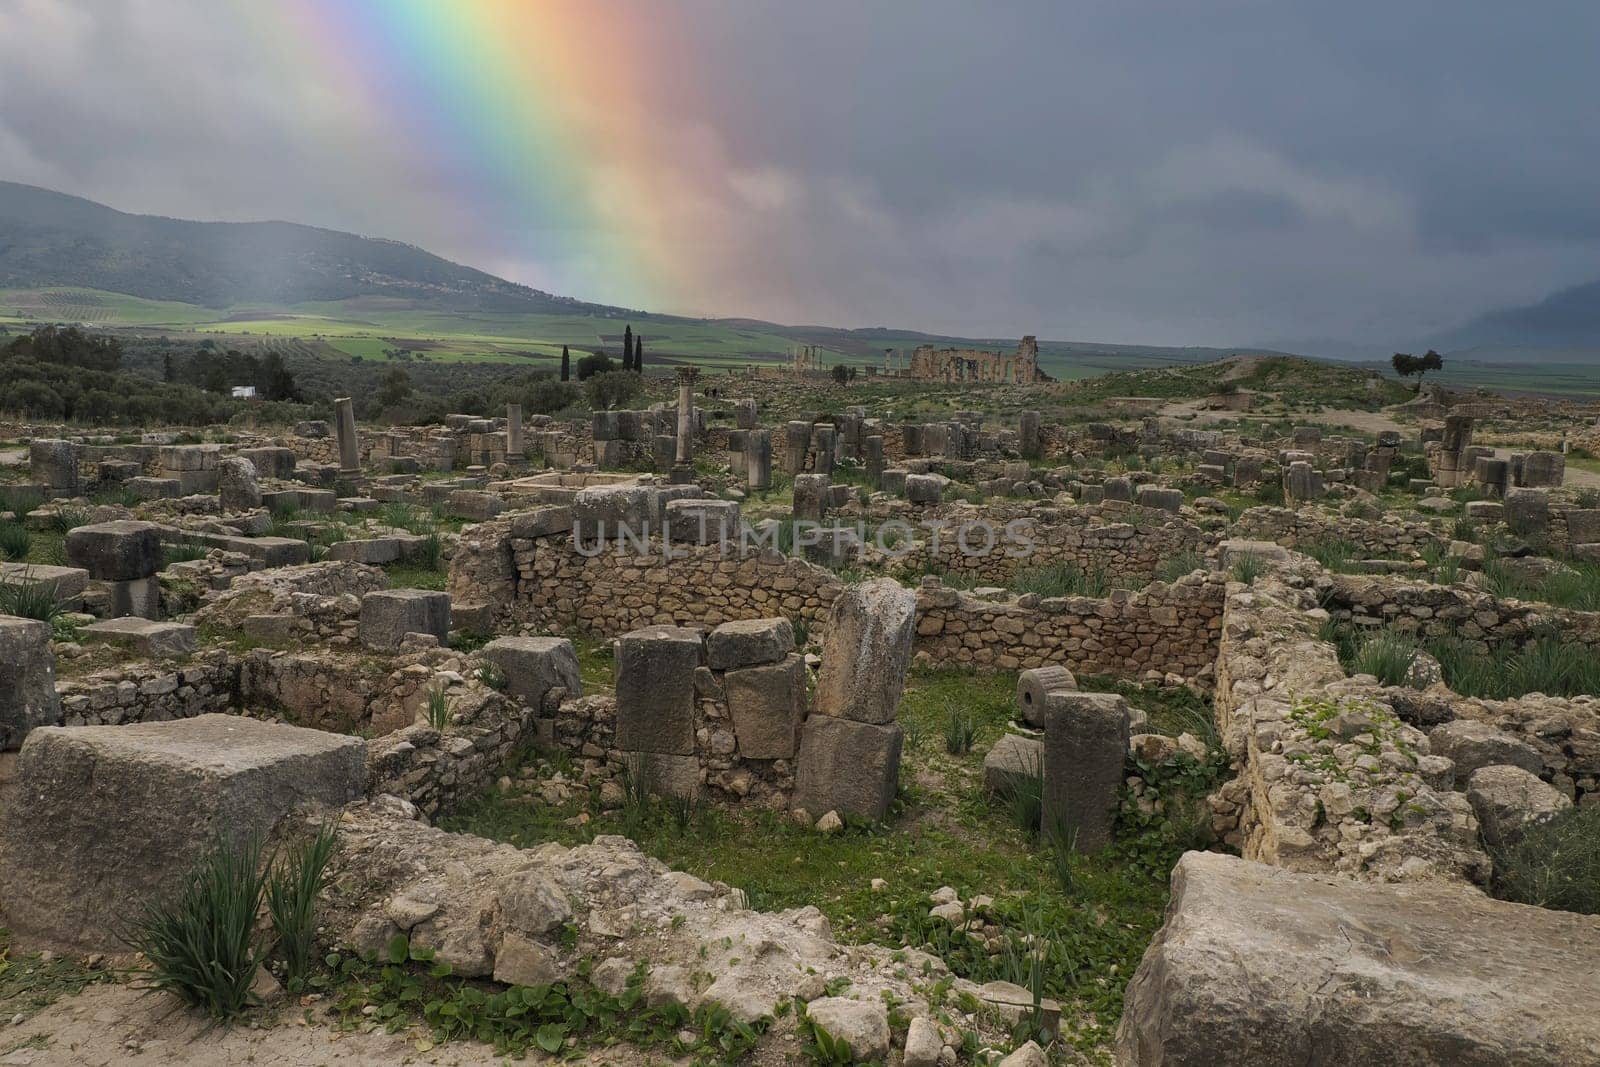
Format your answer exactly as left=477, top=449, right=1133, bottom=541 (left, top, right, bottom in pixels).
left=1041, top=691, right=1131, bottom=851
left=1020, top=411, right=1042, bottom=460
left=746, top=429, right=772, bottom=490
left=334, top=397, right=360, bottom=473
left=865, top=435, right=885, bottom=489
left=674, top=366, right=699, bottom=474
left=812, top=425, right=836, bottom=476
left=784, top=421, right=812, bottom=475
left=506, top=404, right=523, bottom=457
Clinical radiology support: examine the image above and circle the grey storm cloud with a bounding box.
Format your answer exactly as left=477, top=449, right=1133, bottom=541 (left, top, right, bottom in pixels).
left=2, top=0, right=1599, bottom=351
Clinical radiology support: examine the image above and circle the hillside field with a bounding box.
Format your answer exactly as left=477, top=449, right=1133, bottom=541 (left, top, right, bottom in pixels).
left=0, top=288, right=1212, bottom=381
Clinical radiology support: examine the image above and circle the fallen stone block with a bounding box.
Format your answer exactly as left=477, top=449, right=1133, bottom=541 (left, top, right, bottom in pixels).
left=328, top=537, right=403, bottom=565
left=984, top=732, right=1044, bottom=795
left=1428, top=719, right=1544, bottom=783
left=80, top=618, right=197, bottom=659
left=1117, top=851, right=1600, bottom=1066
left=481, top=636, right=582, bottom=708
left=1465, top=764, right=1571, bottom=849
left=65, top=520, right=162, bottom=580
left=0, top=715, right=366, bottom=952
left=359, top=589, right=452, bottom=650
left=0, top=562, right=88, bottom=610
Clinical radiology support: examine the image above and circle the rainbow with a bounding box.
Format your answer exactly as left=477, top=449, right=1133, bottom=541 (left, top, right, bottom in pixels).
left=233, top=0, right=696, bottom=310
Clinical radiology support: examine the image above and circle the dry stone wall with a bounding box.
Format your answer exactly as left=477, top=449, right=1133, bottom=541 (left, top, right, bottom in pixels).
left=1235, top=506, right=1448, bottom=556
left=1211, top=564, right=1490, bottom=884
left=912, top=573, right=1223, bottom=681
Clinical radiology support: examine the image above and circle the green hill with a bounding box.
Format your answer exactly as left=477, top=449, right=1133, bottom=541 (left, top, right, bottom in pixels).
left=0, top=181, right=609, bottom=313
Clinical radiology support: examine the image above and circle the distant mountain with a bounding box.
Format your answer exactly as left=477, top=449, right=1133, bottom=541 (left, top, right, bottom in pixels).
left=0, top=181, right=615, bottom=313
left=1434, top=278, right=1600, bottom=350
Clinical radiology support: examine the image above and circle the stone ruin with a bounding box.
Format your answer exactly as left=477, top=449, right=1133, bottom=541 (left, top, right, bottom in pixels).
left=6, top=378, right=1600, bottom=1065
left=906, top=335, right=1041, bottom=383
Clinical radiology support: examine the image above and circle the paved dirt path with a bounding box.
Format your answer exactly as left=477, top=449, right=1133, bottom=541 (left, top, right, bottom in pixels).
left=0, top=981, right=662, bottom=1067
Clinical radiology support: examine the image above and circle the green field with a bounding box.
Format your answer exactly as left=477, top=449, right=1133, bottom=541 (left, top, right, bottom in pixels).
left=0, top=287, right=1204, bottom=380
left=8, top=286, right=1596, bottom=394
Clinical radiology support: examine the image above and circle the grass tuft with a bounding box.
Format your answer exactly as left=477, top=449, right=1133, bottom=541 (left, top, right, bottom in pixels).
left=265, top=822, right=338, bottom=989
left=122, top=834, right=269, bottom=1023
left=1491, top=804, right=1600, bottom=915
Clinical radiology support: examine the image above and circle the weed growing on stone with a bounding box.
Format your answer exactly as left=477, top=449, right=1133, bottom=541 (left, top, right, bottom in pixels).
left=0, top=573, right=63, bottom=623
left=1229, top=554, right=1264, bottom=584
left=1348, top=630, right=1424, bottom=688
left=424, top=685, right=451, bottom=730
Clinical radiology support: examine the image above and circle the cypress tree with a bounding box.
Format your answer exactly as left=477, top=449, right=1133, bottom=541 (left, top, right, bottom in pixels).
left=634, top=336, right=643, bottom=372
left=622, top=325, right=633, bottom=372
left=560, top=344, right=570, bottom=381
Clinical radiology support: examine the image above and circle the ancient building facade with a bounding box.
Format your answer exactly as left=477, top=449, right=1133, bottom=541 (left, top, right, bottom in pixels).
left=906, top=335, right=1040, bottom=383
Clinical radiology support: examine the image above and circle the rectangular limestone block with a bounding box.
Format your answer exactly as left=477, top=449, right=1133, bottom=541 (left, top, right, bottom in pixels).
left=328, top=538, right=403, bottom=565
left=619, top=750, right=701, bottom=801
left=80, top=618, right=197, bottom=659
left=1117, top=851, right=1600, bottom=1066
left=0, top=615, right=61, bottom=750
left=707, top=617, right=795, bottom=671
left=814, top=579, right=917, bottom=724
left=481, top=636, right=582, bottom=708
left=65, top=520, right=162, bottom=581
left=0, top=715, right=366, bottom=952
left=725, top=654, right=807, bottom=759
left=359, top=588, right=451, bottom=650
left=614, top=626, right=703, bottom=755
left=100, top=575, right=161, bottom=620
left=792, top=715, right=902, bottom=821
left=0, top=562, right=88, bottom=610
left=1041, top=691, right=1130, bottom=851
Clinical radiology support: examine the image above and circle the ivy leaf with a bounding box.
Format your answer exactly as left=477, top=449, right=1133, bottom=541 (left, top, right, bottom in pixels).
left=386, top=934, right=409, bottom=964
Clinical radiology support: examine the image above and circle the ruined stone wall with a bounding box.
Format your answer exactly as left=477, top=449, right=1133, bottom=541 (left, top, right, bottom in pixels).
left=447, top=518, right=846, bottom=636
left=1235, top=505, right=1448, bottom=555
left=886, top=501, right=1215, bottom=584
left=911, top=572, right=1224, bottom=680
left=1210, top=565, right=1489, bottom=885
left=57, top=654, right=237, bottom=727
left=365, top=689, right=540, bottom=818
left=1325, top=573, right=1600, bottom=653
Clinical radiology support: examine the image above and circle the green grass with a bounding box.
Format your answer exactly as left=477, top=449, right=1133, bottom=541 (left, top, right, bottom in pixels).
left=1330, top=622, right=1600, bottom=699
left=1491, top=804, right=1600, bottom=915
left=1010, top=561, right=1111, bottom=598
left=382, top=561, right=447, bottom=592
left=1348, top=630, right=1424, bottom=688
left=443, top=666, right=1225, bottom=1052
left=265, top=823, right=339, bottom=990
left=1484, top=558, right=1600, bottom=612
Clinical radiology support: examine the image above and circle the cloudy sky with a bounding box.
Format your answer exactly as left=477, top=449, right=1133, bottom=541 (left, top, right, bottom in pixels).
left=2, top=0, right=1598, bottom=350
